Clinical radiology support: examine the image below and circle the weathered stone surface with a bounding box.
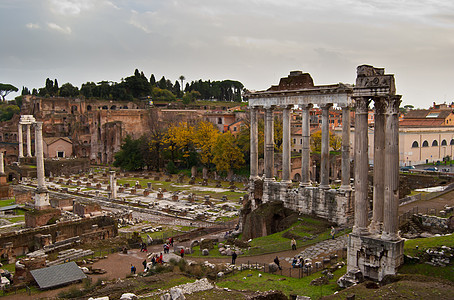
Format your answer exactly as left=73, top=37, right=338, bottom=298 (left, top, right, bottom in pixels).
left=202, top=249, right=209, bottom=256
left=242, top=201, right=298, bottom=240
left=268, top=262, right=278, bottom=273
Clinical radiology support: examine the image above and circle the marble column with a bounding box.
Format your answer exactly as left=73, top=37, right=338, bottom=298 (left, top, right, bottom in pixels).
left=250, top=107, right=259, bottom=180
left=35, top=122, right=46, bottom=189
left=34, top=122, right=50, bottom=208
left=340, top=105, right=351, bottom=190
left=300, top=104, right=312, bottom=187
left=110, top=171, right=117, bottom=200
left=264, top=106, right=274, bottom=180
left=370, top=98, right=385, bottom=234
left=282, top=105, right=292, bottom=183
left=382, top=95, right=402, bottom=241
left=0, top=152, right=4, bottom=174
left=320, top=104, right=332, bottom=189
left=26, top=124, right=32, bottom=157
left=353, top=97, right=370, bottom=236
left=18, top=124, right=24, bottom=158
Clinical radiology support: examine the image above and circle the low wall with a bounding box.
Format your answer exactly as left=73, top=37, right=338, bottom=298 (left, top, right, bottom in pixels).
left=252, top=180, right=354, bottom=225
left=414, top=214, right=454, bottom=232
left=0, top=216, right=117, bottom=256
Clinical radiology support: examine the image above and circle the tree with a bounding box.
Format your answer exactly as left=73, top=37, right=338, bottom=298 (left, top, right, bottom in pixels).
left=151, top=87, right=176, bottom=102
left=179, top=75, right=185, bottom=92
left=212, top=132, right=245, bottom=176
left=164, top=122, right=195, bottom=167
left=182, top=90, right=200, bottom=104
left=310, top=130, right=342, bottom=152
left=150, top=74, right=156, bottom=87
left=59, top=82, right=79, bottom=97
left=113, top=135, right=145, bottom=171
left=0, top=103, right=20, bottom=121
left=330, top=134, right=342, bottom=151
left=193, top=121, right=220, bottom=167
left=0, top=84, right=18, bottom=101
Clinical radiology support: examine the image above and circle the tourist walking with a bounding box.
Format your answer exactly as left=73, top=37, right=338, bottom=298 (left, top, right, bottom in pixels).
left=130, top=264, right=136, bottom=274
left=274, top=256, right=282, bottom=270
left=142, top=259, right=147, bottom=271
left=231, top=251, right=237, bottom=265
left=291, top=238, right=297, bottom=250
left=180, top=247, right=185, bottom=258
left=330, top=226, right=335, bottom=240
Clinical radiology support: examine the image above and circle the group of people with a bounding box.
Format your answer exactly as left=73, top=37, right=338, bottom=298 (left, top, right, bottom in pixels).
left=163, top=237, right=174, bottom=253
left=291, top=256, right=305, bottom=268
left=140, top=242, right=148, bottom=252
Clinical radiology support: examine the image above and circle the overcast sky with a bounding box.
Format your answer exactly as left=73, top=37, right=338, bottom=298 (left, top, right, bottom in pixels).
left=1, top=0, right=454, bottom=108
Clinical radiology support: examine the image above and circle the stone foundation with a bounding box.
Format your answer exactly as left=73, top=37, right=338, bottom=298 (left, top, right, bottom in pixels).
left=250, top=180, right=353, bottom=225
left=25, top=209, right=61, bottom=228
left=346, top=234, right=404, bottom=281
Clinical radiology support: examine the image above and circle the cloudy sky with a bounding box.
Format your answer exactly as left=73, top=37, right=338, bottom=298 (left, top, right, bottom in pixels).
left=1, top=0, right=454, bottom=108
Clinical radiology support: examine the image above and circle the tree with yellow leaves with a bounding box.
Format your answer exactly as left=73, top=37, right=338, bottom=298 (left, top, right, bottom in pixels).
left=164, top=122, right=195, bottom=167
left=212, top=132, right=245, bottom=179
left=193, top=121, right=220, bottom=167
left=310, top=130, right=342, bottom=152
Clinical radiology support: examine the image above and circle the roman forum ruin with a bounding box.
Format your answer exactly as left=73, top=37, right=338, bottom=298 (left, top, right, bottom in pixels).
left=247, top=65, right=403, bottom=281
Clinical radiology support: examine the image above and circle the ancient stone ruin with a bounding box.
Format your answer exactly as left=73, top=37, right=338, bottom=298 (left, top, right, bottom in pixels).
left=247, top=65, right=404, bottom=281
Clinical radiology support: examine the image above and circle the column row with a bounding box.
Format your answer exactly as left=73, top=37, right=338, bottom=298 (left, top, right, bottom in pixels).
left=250, top=104, right=351, bottom=189
left=18, top=123, right=33, bottom=159
left=352, top=95, right=401, bottom=241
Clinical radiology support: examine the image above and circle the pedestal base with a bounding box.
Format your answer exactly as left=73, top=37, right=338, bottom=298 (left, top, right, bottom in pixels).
left=346, top=233, right=404, bottom=281
left=34, top=190, right=50, bottom=209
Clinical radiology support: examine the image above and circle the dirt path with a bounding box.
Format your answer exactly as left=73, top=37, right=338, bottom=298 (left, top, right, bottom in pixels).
left=399, top=189, right=454, bottom=214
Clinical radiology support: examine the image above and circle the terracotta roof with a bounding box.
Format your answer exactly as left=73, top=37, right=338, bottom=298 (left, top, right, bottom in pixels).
left=404, top=109, right=453, bottom=119
left=399, top=119, right=446, bottom=127
left=43, top=137, right=73, bottom=145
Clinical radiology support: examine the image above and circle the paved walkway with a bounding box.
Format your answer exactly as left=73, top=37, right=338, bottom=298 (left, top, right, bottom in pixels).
left=283, top=235, right=348, bottom=263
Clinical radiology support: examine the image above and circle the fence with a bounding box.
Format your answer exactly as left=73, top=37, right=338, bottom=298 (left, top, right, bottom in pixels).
left=229, top=247, right=347, bottom=279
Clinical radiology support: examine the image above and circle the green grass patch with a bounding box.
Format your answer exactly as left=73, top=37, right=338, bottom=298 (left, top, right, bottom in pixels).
left=400, top=263, right=454, bottom=282
left=7, top=216, right=25, bottom=223
left=404, top=234, right=454, bottom=257
left=0, top=199, right=15, bottom=207
left=217, top=266, right=346, bottom=299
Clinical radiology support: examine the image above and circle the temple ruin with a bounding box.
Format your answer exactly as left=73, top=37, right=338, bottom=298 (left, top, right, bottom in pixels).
left=247, top=65, right=403, bottom=281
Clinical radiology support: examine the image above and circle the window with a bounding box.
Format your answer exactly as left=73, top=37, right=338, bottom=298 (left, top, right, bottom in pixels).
left=57, top=151, right=64, bottom=158
left=293, top=138, right=296, bottom=144
left=411, top=141, right=419, bottom=148
left=451, top=139, right=454, bottom=145
left=218, top=118, right=222, bottom=124
left=300, top=139, right=302, bottom=144
left=422, top=140, right=429, bottom=147
left=441, top=139, right=447, bottom=146
left=233, top=127, right=237, bottom=132
left=432, top=140, right=438, bottom=147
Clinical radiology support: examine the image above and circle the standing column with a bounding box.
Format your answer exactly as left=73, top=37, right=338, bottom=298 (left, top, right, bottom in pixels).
left=282, top=105, right=292, bottom=183
left=340, top=104, right=351, bottom=190
left=34, top=122, right=50, bottom=208
left=0, top=152, right=4, bottom=174
left=35, top=122, right=46, bottom=190
left=264, top=106, right=275, bottom=180
left=370, top=98, right=385, bottom=234
left=250, top=107, right=259, bottom=179
left=26, top=124, right=32, bottom=157
left=18, top=124, right=24, bottom=158
left=382, top=96, right=402, bottom=241
left=320, top=104, right=332, bottom=189
left=110, top=171, right=117, bottom=200
left=300, top=104, right=312, bottom=187
left=353, top=97, right=370, bottom=236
